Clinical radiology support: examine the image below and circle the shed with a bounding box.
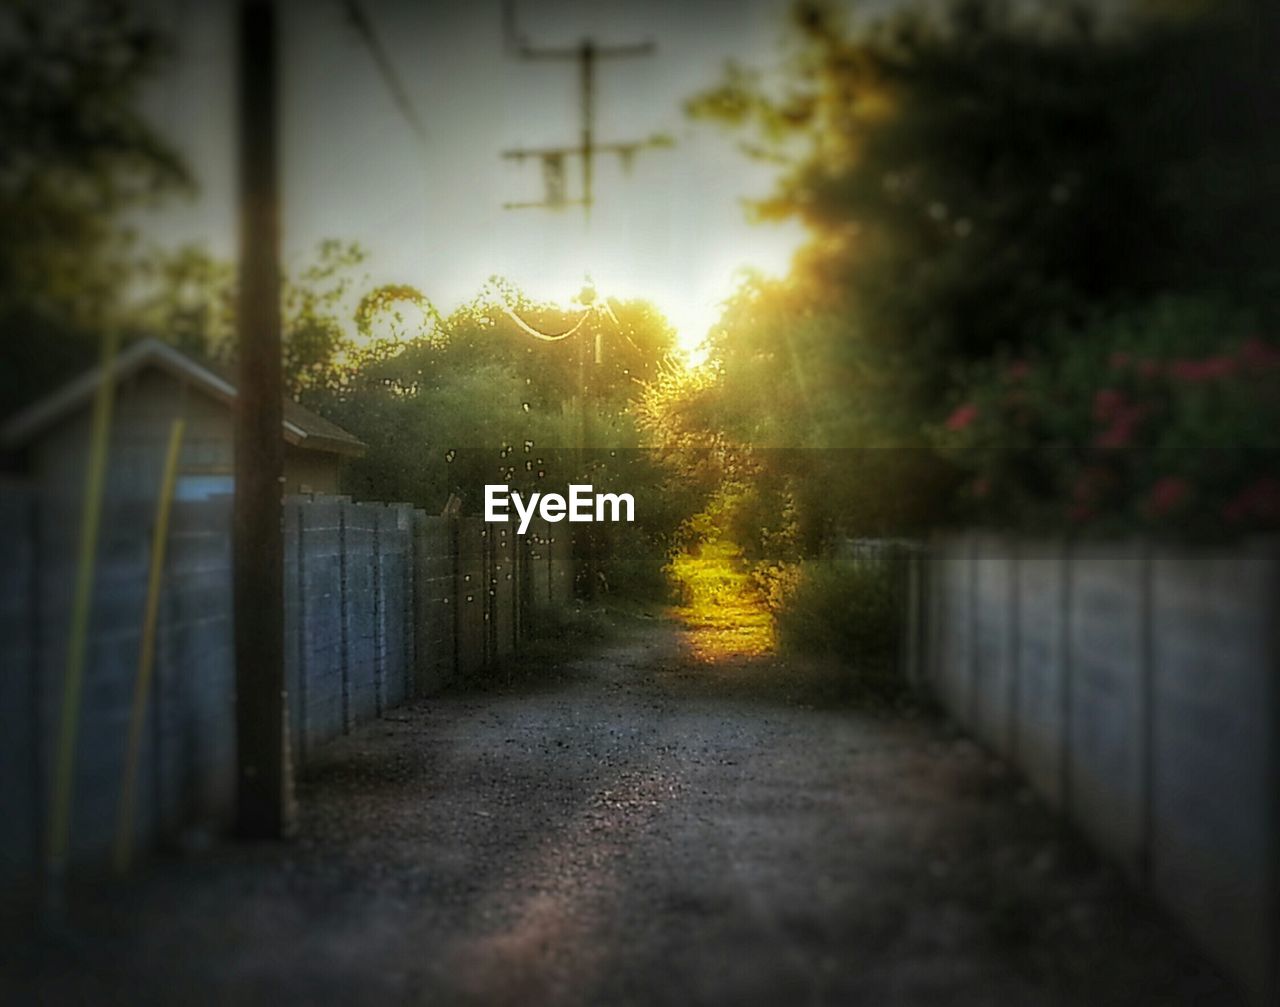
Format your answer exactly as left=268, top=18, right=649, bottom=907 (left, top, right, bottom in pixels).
left=1, top=337, right=365, bottom=502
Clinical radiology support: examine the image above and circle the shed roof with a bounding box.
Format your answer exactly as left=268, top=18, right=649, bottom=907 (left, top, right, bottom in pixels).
left=1, top=337, right=365, bottom=457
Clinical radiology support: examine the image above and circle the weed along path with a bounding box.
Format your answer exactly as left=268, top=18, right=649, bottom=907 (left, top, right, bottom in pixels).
left=4, top=615, right=1237, bottom=1006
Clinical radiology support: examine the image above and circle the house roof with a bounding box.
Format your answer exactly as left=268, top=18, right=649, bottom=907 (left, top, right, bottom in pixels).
left=0, top=337, right=365, bottom=457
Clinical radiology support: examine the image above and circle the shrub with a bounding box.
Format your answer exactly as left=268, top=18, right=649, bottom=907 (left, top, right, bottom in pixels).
left=772, top=559, right=904, bottom=693
left=934, top=298, right=1280, bottom=537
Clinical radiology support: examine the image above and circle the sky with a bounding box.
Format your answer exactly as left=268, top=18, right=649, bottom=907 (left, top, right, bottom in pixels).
left=135, top=0, right=852, bottom=353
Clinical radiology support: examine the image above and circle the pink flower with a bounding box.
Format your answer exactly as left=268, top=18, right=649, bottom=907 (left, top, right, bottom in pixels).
left=1137, top=360, right=1162, bottom=380
left=1203, top=356, right=1237, bottom=379
left=1095, top=412, right=1139, bottom=450
left=1239, top=338, right=1280, bottom=370
left=945, top=403, right=979, bottom=431
left=1006, top=360, right=1032, bottom=381
left=1222, top=477, right=1280, bottom=525
left=1109, top=351, right=1131, bottom=370
left=1092, top=390, right=1146, bottom=450
left=1093, top=389, right=1126, bottom=423
left=1146, top=477, right=1190, bottom=518
left=1169, top=356, right=1237, bottom=383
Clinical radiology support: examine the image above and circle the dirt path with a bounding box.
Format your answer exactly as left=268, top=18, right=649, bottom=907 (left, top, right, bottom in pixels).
left=2, top=616, right=1238, bottom=1006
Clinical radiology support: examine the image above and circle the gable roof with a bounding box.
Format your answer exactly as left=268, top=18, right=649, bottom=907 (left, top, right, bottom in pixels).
left=1, top=337, right=365, bottom=457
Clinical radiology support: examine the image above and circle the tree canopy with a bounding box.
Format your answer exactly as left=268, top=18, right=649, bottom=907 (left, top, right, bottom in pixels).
left=0, top=0, right=191, bottom=416
left=667, top=0, right=1279, bottom=541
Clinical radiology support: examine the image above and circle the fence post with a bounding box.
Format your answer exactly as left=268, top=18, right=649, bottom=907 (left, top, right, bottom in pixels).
left=513, top=525, right=523, bottom=647
left=1268, top=544, right=1280, bottom=1007
left=371, top=505, right=384, bottom=718
left=1138, top=540, right=1154, bottom=885
left=338, top=500, right=351, bottom=734
left=294, top=500, right=308, bottom=765
left=400, top=505, right=415, bottom=702
left=1007, top=537, right=1021, bottom=762
left=927, top=536, right=942, bottom=703
left=966, top=534, right=979, bottom=731
left=1055, top=540, right=1070, bottom=820
left=0, top=484, right=39, bottom=880
left=450, top=517, right=461, bottom=683
left=915, top=543, right=932, bottom=693
left=485, top=525, right=495, bottom=667
left=28, top=492, right=43, bottom=877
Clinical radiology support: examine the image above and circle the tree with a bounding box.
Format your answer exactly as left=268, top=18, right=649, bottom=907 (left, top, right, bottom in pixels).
left=0, top=0, right=191, bottom=416
left=319, top=282, right=680, bottom=508
left=127, top=239, right=369, bottom=396
left=681, top=0, right=1278, bottom=539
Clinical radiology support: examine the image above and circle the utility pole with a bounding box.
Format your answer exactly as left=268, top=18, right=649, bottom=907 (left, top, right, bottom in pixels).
left=233, top=0, right=289, bottom=839
left=500, top=2, right=665, bottom=217
left=500, top=4, right=665, bottom=600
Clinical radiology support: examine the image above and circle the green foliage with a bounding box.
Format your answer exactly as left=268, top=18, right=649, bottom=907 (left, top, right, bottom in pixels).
left=315, top=285, right=675, bottom=493
left=772, top=559, right=903, bottom=691
left=682, top=0, right=1278, bottom=539
left=282, top=241, right=370, bottom=392
left=127, top=240, right=369, bottom=396
left=694, top=0, right=1279, bottom=368
left=0, top=0, right=190, bottom=416
left=303, top=283, right=685, bottom=598
left=934, top=298, right=1280, bottom=535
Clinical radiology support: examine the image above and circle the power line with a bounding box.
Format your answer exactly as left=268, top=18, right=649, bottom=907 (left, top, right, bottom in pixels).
left=502, top=304, right=590, bottom=342
left=342, top=0, right=428, bottom=148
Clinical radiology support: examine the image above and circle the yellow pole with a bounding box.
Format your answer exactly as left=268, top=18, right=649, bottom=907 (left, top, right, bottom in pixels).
left=114, top=418, right=186, bottom=874
left=47, top=329, right=118, bottom=897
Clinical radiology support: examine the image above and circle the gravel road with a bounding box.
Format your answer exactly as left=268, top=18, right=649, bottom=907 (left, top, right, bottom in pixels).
left=2, top=615, right=1239, bottom=1006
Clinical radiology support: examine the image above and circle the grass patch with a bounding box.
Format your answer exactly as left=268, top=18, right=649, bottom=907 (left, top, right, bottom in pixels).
left=667, top=540, right=775, bottom=661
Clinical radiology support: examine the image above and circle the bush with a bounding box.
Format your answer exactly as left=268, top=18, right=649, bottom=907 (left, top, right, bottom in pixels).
left=935, top=298, right=1280, bottom=537
left=772, top=559, right=904, bottom=693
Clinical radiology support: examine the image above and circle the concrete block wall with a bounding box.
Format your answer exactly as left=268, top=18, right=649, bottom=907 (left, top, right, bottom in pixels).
left=522, top=520, right=553, bottom=610
left=413, top=512, right=457, bottom=693
left=156, top=497, right=236, bottom=836
left=1065, top=545, right=1149, bottom=876
left=548, top=524, right=574, bottom=606
left=0, top=483, right=41, bottom=879
left=1010, top=543, right=1069, bottom=810
left=972, top=540, right=1017, bottom=758
left=282, top=498, right=418, bottom=761
left=0, top=489, right=571, bottom=884
left=0, top=491, right=238, bottom=878
left=375, top=504, right=415, bottom=711
left=52, top=498, right=152, bottom=864
left=912, top=534, right=1280, bottom=1004
left=930, top=538, right=974, bottom=723
left=489, top=525, right=517, bottom=661
left=285, top=498, right=345, bottom=756
left=1147, top=552, right=1278, bottom=998
left=512, top=519, right=574, bottom=636
left=455, top=517, right=487, bottom=679
left=342, top=504, right=380, bottom=728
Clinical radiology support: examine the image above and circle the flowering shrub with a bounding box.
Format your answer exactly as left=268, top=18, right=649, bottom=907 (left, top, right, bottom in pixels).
left=934, top=300, right=1280, bottom=537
